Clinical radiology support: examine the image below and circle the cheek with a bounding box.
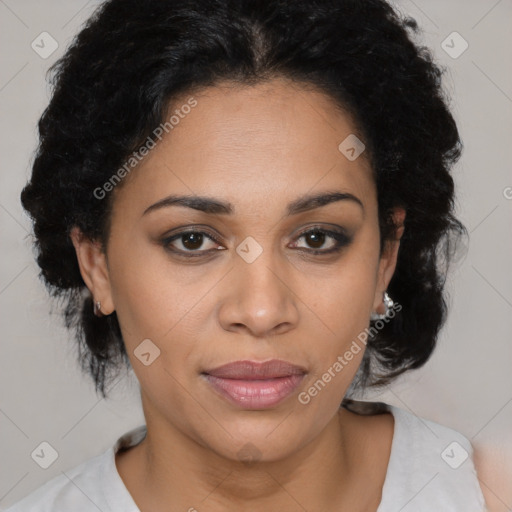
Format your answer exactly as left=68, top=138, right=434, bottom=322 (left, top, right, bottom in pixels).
left=107, top=249, right=201, bottom=415
left=106, top=241, right=221, bottom=401
left=107, top=237, right=205, bottom=345
left=294, top=236, right=380, bottom=392
left=301, top=238, right=380, bottom=337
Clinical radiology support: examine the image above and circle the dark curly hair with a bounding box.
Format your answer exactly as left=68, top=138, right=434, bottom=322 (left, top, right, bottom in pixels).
left=21, top=0, right=465, bottom=399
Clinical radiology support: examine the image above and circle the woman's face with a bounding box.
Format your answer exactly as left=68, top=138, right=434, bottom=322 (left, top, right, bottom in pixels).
left=73, top=77, right=401, bottom=462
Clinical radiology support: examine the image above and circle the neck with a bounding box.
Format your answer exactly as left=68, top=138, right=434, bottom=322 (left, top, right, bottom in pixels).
left=116, top=404, right=384, bottom=511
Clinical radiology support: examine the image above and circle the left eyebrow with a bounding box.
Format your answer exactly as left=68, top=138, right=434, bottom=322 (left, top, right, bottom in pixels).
left=286, top=191, right=364, bottom=216
left=142, top=190, right=364, bottom=217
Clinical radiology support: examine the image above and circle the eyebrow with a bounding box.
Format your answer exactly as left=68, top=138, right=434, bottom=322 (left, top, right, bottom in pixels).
left=142, top=190, right=364, bottom=217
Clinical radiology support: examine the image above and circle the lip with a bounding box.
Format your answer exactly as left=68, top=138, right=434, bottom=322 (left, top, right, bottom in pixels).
left=202, top=359, right=307, bottom=409
left=204, top=359, right=307, bottom=379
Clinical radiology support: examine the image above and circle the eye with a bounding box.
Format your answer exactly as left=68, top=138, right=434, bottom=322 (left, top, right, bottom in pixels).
left=290, top=227, right=351, bottom=255
left=162, top=229, right=224, bottom=257
left=161, top=225, right=351, bottom=259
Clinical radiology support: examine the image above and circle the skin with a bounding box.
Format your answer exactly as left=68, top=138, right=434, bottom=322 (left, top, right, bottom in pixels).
left=71, top=77, right=405, bottom=511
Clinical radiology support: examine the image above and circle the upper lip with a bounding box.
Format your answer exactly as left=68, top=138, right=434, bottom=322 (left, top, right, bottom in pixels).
left=203, top=359, right=307, bottom=380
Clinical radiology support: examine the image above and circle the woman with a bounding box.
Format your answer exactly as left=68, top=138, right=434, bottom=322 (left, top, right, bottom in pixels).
left=8, top=0, right=487, bottom=510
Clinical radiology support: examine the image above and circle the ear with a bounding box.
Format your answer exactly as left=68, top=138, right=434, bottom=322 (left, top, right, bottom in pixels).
left=70, top=226, right=115, bottom=315
left=372, top=207, right=406, bottom=314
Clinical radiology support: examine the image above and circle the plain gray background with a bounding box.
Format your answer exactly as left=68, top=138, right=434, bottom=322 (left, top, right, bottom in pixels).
left=1, top=0, right=511, bottom=510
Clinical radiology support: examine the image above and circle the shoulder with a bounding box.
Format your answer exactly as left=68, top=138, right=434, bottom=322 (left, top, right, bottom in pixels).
left=380, top=403, right=488, bottom=511
left=4, top=449, right=112, bottom=512
left=5, top=425, right=145, bottom=512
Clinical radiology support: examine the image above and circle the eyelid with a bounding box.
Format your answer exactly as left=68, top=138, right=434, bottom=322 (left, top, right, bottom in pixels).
left=162, top=228, right=223, bottom=247
left=293, top=223, right=349, bottom=238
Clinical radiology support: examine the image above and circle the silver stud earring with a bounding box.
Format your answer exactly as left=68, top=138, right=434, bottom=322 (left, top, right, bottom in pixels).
left=93, top=300, right=103, bottom=317
left=370, top=292, right=394, bottom=321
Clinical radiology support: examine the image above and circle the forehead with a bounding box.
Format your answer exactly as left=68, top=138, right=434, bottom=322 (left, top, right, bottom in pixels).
left=112, top=77, right=375, bottom=215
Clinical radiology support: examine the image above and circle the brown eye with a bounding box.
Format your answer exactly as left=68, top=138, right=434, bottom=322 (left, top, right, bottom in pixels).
left=304, top=230, right=326, bottom=249
left=291, top=227, right=352, bottom=255
left=161, top=229, right=224, bottom=256
left=181, top=232, right=205, bottom=250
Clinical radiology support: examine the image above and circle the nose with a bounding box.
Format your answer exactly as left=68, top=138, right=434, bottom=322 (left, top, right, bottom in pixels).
left=217, top=249, right=300, bottom=338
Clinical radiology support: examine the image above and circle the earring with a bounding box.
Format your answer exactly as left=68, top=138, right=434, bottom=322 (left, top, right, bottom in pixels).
left=370, top=292, right=394, bottom=321
left=93, top=300, right=103, bottom=317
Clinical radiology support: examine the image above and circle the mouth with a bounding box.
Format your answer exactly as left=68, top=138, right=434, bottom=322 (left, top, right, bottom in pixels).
left=201, top=359, right=307, bottom=409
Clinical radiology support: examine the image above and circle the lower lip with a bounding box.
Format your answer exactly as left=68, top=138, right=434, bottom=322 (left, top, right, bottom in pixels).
left=203, top=374, right=305, bottom=409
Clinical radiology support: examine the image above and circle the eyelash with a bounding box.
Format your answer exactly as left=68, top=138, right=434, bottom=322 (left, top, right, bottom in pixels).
left=160, top=226, right=352, bottom=258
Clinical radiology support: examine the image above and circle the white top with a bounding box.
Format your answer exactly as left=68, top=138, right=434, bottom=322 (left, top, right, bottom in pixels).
left=5, top=403, right=488, bottom=511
